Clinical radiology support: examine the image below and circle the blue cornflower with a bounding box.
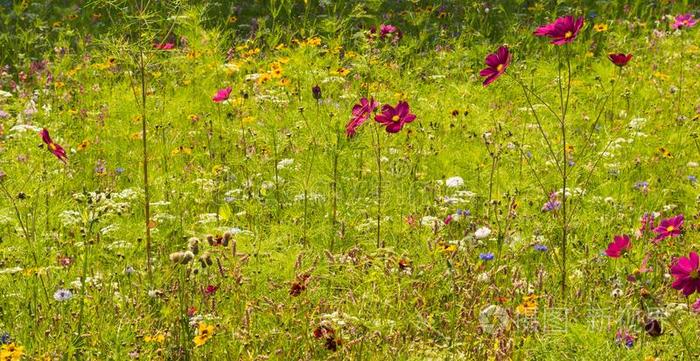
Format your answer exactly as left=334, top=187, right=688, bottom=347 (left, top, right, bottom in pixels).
left=534, top=244, right=548, bottom=252
left=479, top=252, right=495, bottom=261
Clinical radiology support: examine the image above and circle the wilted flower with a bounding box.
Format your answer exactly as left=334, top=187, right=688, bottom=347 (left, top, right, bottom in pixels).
left=644, top=319, right=662, bottom=337
left=312, top=85, right=322, bottom=100
left=534, top=16, right=584, bottom=45
left=345, top=97, right=379, bottom=137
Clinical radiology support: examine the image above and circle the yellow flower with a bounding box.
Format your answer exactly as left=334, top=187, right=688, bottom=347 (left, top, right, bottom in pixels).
left=227, top=16, right=237, bottom=24
left=145, top=333, right=166, bottom=343
left=131, top=132, right=142, bottom=140
left=275, top=43, right=286, bottom=50
left=0, top=343, right=25, bottom=361
left=653, top=72, right=669, bottom=81
left=516, top=295, right=538, bottom=316
left=335, top=67, right=350, bottom=77
left=193, top=323, right=215, bottom=347
left=593, top=23, right=609, bottom=32
left=659, top=147, right=672, bottom=158
left=257, top=73, right=272, bottom=84
left=278, top=78, right=291, bottom=87
left=77, top=140, right=90, bottom=151
left=305, top=37, right=321, bottom=47
left=270, top=67, right=283, bottom=78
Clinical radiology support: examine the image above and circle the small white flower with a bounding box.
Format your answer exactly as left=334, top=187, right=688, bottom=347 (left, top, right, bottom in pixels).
left=445, top=176, right=464, bottom=188
left=277, top=158, right=294, bottom=170
left=475, top=227, right=492, bottom=240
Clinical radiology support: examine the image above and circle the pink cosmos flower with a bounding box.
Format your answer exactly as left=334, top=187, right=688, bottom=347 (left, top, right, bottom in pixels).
left=608, top=53, right=633, bottom=67
left=212, top=86, right=232, bottom=103
left=670, top=251, right=700, bottom=296
left=154, top=42, right=175, bottom=50
left=39, top=128, right=68, bottom=163
left=345, top=97, right=379, bottom=137
left=692, top=298, right=700, bottom=314
left=479, top=46, right=511, bottom=87
left=380, top=24, right=401, bottom=39
left=533, top=16, right=584, bottom=45
left=653, top=214, right=683, bottom=242
left=605, top=235, right=631, bottom=258
left=672, top=13, right=698, bottom=30
left=374, top=101, right=416, bottom=133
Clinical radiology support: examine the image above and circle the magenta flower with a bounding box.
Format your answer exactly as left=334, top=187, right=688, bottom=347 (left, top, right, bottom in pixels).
left=672, top=13, right=698, bottom=30
left=605, top=235, right=631, bottom=258
left=670, top=251, right=700, bottom=296
left=608, top=53, right=633, bottom=67
left=154, top=42, right=175, bottom=50
left=212, top=86, right=232, bottom=103
left=380, top=24, right=400, bottom=38
left=533, top=16, right=584, bottom=45
left=479, top=46, right=511, bottom=87
left=39, top=128, right=68, bottom=163
left=345, top=97, right=379, bottom=137
left=653, top=214, right=683, bottom=242
left=375, top=101, right=416, bottom=133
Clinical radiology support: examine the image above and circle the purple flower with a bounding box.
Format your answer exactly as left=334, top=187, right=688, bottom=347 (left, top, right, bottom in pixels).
left=672, top=13, right=698, bottom=30
left=541, top=192, right=561, bottom=212
left=605, top=235, right=631, bottom=258
left=374, top=101, right=417, bottom=133
left=345, top=97, right=379, bottom=137
left=534, top=244, right=548, bottom=252
left=479, top=46, right=511, bottom=87
left=652, top=214, right=683, bottom=242
left=479, top=252, right=495, bottom=261
left=534, top=16, right=584, bottom=45
left=670, top=251, right=700, bottom=296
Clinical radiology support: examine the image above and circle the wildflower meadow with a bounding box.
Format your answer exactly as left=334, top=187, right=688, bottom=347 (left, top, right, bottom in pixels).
left=2, top=1, right=700, bottom=360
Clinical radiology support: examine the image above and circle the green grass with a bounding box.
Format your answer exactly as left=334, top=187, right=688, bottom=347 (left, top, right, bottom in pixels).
left=0, top=1, right=699, bottom=360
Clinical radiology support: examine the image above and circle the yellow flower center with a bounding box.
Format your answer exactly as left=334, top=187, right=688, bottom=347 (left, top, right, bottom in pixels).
left=666, top=226, right=675, bottom=232
left=564, top=31, right=573, bottom=38
left=683, top=20, right=689, bottom=26
left=691, top=270, right=699, bottom=279
left=391, top=115, right=400, bottom=122
left=496, top=64, right=504, bottom=72
left=49, top=143, right=57, bottom=151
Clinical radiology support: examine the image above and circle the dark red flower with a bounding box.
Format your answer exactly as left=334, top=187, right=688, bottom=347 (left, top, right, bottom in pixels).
left=374, top=101, right=416, bottom=133
left=608, top=53, right=633, bottom=67
left=479, top=46, right=511, bottom=87
left=534, top=16, right=584, bottom=45
left=39, top=128, right=68, bottom=163
left=204, top=285, right=218, bottom=296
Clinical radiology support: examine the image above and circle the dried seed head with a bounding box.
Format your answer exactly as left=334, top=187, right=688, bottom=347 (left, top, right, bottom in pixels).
left=188, top=237, right=200, bottom=255
left=206, top=234, right=214, bottom=246
left=182, top=251, right=194, bottom=264
left=169, top=252, right=184, bottom=264
left=223, top=231, right=232, bottom=247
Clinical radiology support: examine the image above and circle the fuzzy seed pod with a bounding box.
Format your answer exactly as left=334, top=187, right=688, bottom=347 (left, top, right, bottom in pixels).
left=169, top=252, right=184, bottom=264
left=223, top=231, right=232, bottom=247
left=188, top=237, right=200, bottom=255
left=182, top=251, right=194, bottom=264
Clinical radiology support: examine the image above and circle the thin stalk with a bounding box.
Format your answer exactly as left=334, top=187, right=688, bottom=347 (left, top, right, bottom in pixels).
left=139, top=48, right=153, bottom=282
left=373, top=123, right=383, bottom=249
